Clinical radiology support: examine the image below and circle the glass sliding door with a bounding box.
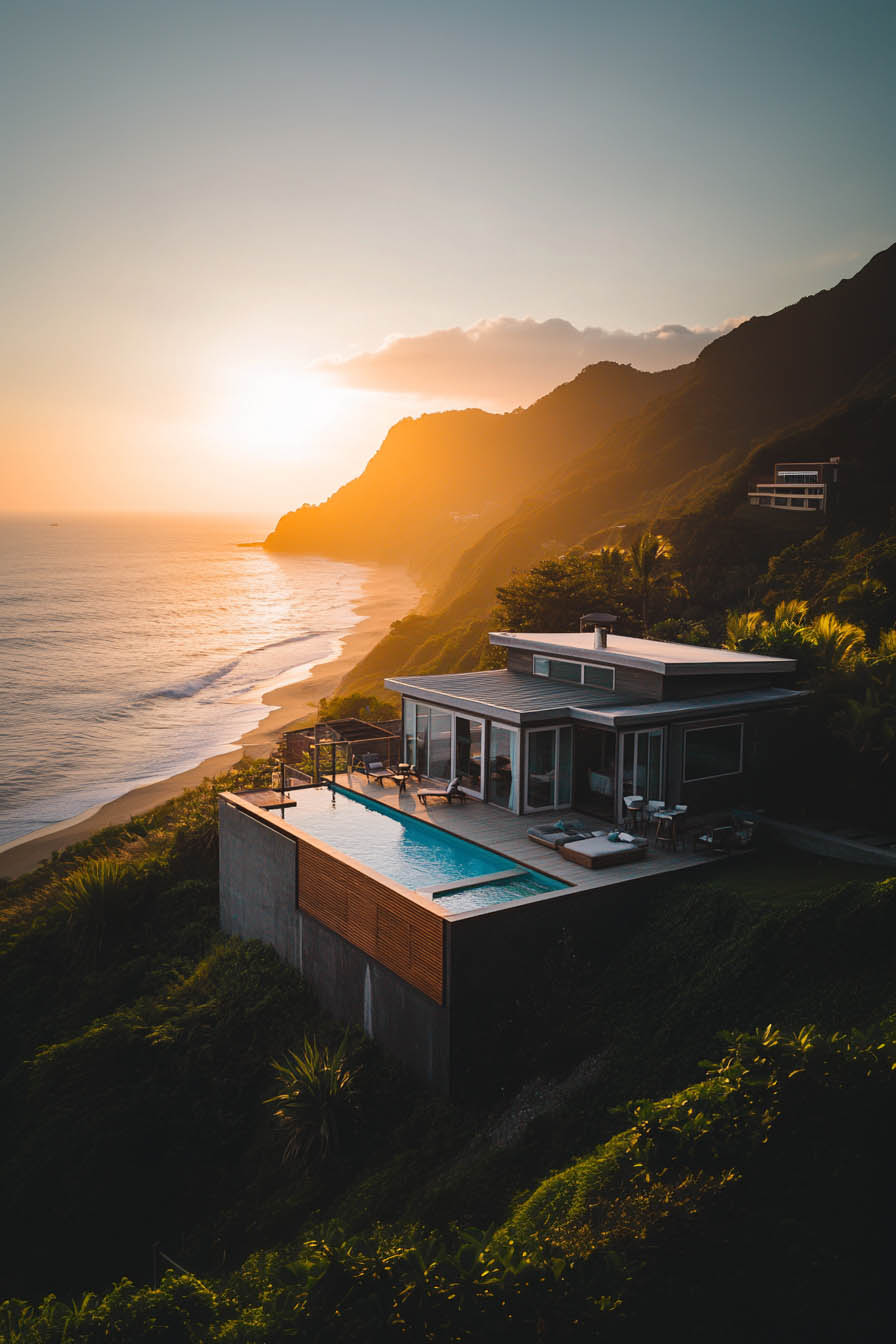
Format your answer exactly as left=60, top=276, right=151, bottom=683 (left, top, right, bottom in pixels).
left=573, top=725, right=617, bottom=818
left=556, top=727, right=572, bottom=807
left=488, top=723, right=519, bottom=810
left=428, top=709, right=453, bottom=780
left=526, top=729, right=556, bottom=809
left=455, top=716, right=484, bottom=796
left=414, top=704, right=430, bottom=775
left=621, top=728, right=665, bottom=806
left=525, top=725, right=574, bottom=811
left=403, top=700, right=417, bottom=768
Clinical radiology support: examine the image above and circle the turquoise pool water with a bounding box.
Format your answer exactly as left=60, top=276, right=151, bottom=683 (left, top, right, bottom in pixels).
left=284, top=784, right=566, bottom=911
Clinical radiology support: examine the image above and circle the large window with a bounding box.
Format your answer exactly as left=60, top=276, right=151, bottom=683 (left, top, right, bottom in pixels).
left=683, top=722, right=743, bottom=782
left=533, top=655, right=614, bottom=691
left=402, top=700, right=485, bottom=796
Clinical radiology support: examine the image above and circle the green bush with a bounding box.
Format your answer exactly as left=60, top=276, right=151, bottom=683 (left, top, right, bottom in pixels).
left=267, top=1032, right=360, bottom=1165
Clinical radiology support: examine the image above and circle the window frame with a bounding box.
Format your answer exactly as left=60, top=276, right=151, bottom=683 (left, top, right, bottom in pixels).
left=532, top=654, right=615, bottom=691
left=682, top=720, right=744, bottom=784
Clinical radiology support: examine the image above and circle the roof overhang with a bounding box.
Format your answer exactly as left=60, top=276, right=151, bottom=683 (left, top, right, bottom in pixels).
left=570, top=686, right=810, bottom=728
left=384, top=673, right=613, bottom=725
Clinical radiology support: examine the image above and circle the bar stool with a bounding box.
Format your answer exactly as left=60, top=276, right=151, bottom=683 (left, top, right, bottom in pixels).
left=655, top=804, right=687, bottom=851
left=623, top=794, right=645, bottom=833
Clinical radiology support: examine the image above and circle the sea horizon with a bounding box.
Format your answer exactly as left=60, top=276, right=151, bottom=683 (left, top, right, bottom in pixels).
left=0, top=512, right=372, bottom=847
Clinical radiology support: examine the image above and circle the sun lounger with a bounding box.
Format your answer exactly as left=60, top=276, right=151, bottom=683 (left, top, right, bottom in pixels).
left=417, top=777, right=465, bottom=805
left=559, top=832, right=648, bottom=869
left=356, top=753, right=398, bottom=786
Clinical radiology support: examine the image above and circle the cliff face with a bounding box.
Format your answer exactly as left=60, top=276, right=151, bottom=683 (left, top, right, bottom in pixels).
left=263, top=362, right=685, bottom=589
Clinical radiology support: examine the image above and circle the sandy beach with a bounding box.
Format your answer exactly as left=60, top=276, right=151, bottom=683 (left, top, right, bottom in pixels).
left=0, top=564, right=419, bottom=881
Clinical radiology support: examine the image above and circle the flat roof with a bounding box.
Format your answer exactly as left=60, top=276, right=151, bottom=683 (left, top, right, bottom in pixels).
left=490, top=630, right=797, bottom=677
left=384, top=670, right=620, bottom=724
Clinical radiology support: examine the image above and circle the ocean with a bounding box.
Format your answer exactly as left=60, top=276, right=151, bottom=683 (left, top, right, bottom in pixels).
left=0, top=513, right=371, bottom=848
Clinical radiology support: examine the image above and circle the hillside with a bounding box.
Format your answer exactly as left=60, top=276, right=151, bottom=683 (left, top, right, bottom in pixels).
left=339, top=243, right=896, bottom=693
left=4, top=775, right=896, bottom=1338
left=264, top=362, right=684, bottom=589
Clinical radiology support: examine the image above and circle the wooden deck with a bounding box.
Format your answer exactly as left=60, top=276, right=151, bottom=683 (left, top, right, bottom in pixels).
left=325, top=771, right=718, bottom=896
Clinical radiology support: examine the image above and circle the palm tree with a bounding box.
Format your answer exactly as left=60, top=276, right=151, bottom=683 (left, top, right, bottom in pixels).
left=627, top=532, right=687, bottom=635
left=724, top=610, right=764, bottom=652
left=808, top=613, right=866, bottom=673
left=755, top=600, right=812, bottom=660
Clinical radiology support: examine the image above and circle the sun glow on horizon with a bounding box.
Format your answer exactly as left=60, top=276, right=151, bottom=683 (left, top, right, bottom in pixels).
left=202, top=360, right=350, bottom=462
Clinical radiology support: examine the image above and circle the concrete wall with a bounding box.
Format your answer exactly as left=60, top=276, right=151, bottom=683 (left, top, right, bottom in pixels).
left=218, top=797, right=451, bottom=1092
left=219, top=799, right=297, bottom=962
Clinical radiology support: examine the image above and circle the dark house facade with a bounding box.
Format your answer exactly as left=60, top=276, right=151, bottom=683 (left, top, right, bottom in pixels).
left=386, top=627, right=806, bottom=822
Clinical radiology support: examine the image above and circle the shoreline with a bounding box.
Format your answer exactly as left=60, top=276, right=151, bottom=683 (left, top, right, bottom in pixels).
left=0, top=564, right=419, bottom=882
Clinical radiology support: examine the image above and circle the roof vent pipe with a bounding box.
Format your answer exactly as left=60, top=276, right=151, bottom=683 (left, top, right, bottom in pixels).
left=579, top=612, right=617, bottom=650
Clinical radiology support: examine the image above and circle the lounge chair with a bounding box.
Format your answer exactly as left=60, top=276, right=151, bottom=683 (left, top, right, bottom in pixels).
left=356, top=753, right=398, bottom=786
left=418, top=777, right=465, bottom=805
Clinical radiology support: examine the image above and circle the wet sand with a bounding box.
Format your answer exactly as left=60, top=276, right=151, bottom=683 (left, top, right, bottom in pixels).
left=0, top=565, right=419, bottom=881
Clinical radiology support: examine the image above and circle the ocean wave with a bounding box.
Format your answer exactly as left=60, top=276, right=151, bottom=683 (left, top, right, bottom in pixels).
left=143, top=630, right=341, bottom=702
left=146, top=659, right=242, bottom=700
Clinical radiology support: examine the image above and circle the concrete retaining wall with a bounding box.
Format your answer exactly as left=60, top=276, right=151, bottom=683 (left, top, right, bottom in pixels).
left=218, top=797, right=451, bottom=1091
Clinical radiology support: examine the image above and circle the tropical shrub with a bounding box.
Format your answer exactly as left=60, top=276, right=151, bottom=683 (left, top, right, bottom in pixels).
left=267, top=1032, right=360, bottom=1165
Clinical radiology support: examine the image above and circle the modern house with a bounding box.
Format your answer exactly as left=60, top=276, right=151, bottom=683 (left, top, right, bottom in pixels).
left=748, top=457, right=840, bottom=513
left=219, top=618, right=807, bottom=1094
left=386, top=617, right=806, bottom=822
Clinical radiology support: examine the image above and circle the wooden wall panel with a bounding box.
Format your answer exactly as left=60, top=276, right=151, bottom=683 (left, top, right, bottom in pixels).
left=296, top=838, right=444, bottom=1003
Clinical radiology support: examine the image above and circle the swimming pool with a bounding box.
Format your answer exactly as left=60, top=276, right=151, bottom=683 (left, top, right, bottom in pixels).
left=284, top=783, right=566, bottom=911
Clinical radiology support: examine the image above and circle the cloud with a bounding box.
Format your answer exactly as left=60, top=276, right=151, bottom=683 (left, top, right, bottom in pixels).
left=315, top=314, right=745, bottom=409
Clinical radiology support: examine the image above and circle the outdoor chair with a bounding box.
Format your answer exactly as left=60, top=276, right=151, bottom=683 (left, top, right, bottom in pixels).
left=418, top=777, right=465, bottom=805
left=694, top=824, right=736, bottom=855
left=356, top=753, right=399, bottom=786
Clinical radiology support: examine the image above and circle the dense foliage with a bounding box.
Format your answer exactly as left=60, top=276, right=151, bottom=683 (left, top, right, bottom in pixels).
left=5, top=1012, right=896, bottom=1340
left=4, top=764, right=896, bottom=1337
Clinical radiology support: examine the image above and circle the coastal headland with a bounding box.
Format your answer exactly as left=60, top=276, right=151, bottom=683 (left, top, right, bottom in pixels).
left=0, top=565, right=419, bottom=881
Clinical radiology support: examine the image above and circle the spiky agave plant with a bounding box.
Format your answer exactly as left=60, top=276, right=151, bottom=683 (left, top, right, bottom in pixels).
left=267, top=1032, right=359, bottom=1165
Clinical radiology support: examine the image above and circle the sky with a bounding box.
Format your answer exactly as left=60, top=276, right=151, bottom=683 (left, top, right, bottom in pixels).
left=1, top=0, right=894, bottom=519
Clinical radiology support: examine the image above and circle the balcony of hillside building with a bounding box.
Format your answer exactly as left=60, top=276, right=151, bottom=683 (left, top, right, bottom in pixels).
left=747, top=458, right=840, bottom=512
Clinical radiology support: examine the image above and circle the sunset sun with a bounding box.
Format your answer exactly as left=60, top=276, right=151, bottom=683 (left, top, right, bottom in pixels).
left=206, top=362, right=343, bottom=460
